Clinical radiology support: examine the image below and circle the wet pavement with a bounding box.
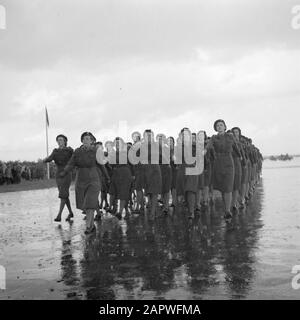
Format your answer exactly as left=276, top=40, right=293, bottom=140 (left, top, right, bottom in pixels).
left=1, top=159, right=300, bottom=300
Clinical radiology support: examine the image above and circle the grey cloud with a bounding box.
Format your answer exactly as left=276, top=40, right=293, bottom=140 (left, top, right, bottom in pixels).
left=0, top=0, right=299, bottom=70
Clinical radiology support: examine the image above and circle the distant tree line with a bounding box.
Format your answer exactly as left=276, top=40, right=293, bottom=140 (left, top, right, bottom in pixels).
left=0, top=160, right=75, bottom=185
left=264, top=154, right=294, bottom=161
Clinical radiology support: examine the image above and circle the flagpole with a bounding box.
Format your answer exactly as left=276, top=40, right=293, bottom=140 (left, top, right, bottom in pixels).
left=45, top=107, right=50, bottom=179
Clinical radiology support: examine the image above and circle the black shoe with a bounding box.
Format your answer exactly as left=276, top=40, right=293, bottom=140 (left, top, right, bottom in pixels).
left=232, top=206, right=238, bottom=214
left=224, top=211, right=232, bottom=219
left=115, top=213, right=122, bottom=220
left=84, top=225, right=96, bottom=234
left=65, top=213, right=74, bottom=222
left=54, top=216, right=61, bottom=222
left=94, top=214, right=102, bottom=221
left=188, top=211, right=195, bottom=219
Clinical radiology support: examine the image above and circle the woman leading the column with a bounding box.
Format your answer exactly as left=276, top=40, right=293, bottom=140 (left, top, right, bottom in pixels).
left=208, top=120, right=242, bottom=219
left=43, top=134, right=74, bottom=222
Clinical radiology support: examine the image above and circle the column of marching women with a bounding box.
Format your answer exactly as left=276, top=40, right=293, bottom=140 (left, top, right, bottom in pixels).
left=43, top=119, right=263, bottom=234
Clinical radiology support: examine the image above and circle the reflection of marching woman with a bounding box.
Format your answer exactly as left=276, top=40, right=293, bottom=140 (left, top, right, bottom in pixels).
left=43, top=134, right=74, bottom=222
left=208, top=120, right=242, bottom=219
left=60, top=132, right=101, bottom=234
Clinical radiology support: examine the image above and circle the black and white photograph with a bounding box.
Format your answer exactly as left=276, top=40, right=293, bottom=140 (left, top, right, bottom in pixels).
left=0, top=0, right=300, bottom=311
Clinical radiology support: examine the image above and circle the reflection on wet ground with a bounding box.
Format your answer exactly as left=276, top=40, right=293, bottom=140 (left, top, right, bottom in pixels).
left=1, top=161, right=300, bottom=299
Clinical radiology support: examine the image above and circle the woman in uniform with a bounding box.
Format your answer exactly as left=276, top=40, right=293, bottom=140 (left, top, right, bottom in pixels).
left=108, top=137, right=133, bottom=220
left=103, top=141, right=114, bottom=211
left=157, top=134, right=171, bottom=215
left=43, top=134, right=74, bottom=222
left=208, top=120, right=242, bottom=219
left=94, top=141, right=110, bottom=220
left=175, top=128, right=199, bottom=219
left=196, top=131, right=214, bottom=212
left=60, top=132, right=102, bottom=234
left=232, top=128, right=248, bottom=209
left=246, top=138, right=254, bottom=201
left=229, top=128, right=246, bottom=213
left=141, top=129, right=162, bottom=220
left=131, top=131, right=145, bottom=214
left=167, top=136, right=177, bottom=208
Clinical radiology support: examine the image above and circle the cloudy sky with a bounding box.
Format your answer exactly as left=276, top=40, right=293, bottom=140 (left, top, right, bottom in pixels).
left=0, top=0, right=300, bottom=161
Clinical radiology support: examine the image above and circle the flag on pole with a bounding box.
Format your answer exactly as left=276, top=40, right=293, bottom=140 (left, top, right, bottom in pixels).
left=45, top=107, right=49, bottom=127
left=45, top=106, right=50, bottom=179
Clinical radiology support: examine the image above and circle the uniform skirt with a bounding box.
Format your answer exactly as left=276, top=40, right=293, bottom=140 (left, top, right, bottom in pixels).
left=144, top=164, right=162, bottom=195
left=212, top=154, right=234, bottom=193
left=198, top=163, right=212, bottom=189
left=171, top=165, right=177, bottom=190
left=251, top=164, right=256, bottom=181
left=241, top=162, right=249, bottom=184
left=109, top=166, right=132, bottom=200
left=176, top=164, right=199, bottom=195
left=75, top=167, right=101, bottom=210
left=247, top=161, right=252, bottom=183
left=160, top=164, right=171, bottom=194
left=56, top=172, right=72, bottom=199
left=233, top=157, right=242, bottom=191
left=101, top=175, right=110, bottom=193
left=134, top=164, right=145, bottom=191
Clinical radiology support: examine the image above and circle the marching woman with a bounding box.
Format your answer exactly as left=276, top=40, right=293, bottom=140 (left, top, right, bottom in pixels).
left=207, top=137, right=216, bottom=206
left=232, top=128, right=248, bottom=209
left=43, top=134, right=74, bottom=222
left=208, top=120, right=242, bottom=219
left=157, top=134, right=172, bottom=215
left=131, top=131, right=145, bottom=214
left=108, top=137, right=133, bottom=220
left=252, top=145, right=259, bottom=188
left=175, top=128, right=199, bottom=219
left=103, top=141, right=114, bottom=211
left=167, top=136, right=177, bottom=208
left=246, top=138, right=254, bottom=201
left=229, top=128, right=246, bottom=213
left=94, top=141, right=111, bottom=221
left=142, top=129, right=162, bottom=220
left=60, top=132, right=102, bottom=234
left=196, top=131, right=215, bottom=211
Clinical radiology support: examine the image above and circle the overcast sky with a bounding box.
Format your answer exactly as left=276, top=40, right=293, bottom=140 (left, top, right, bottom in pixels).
left=0, top=0, right=300, bottom=161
